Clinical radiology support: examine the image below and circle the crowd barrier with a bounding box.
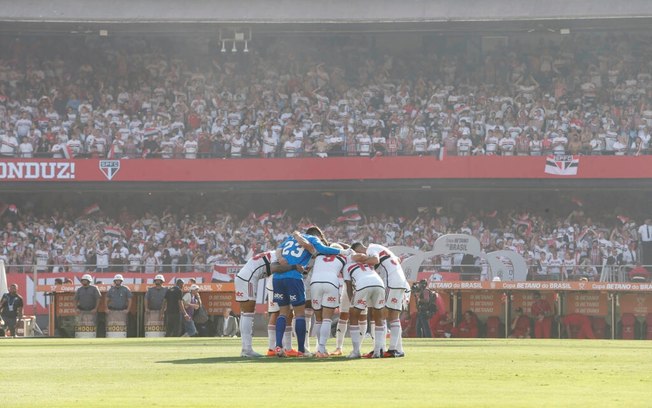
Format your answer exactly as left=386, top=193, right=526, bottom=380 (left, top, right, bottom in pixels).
left=423, top=281, right=652, bottom=340
left=36, top=281, right=236, bottom=338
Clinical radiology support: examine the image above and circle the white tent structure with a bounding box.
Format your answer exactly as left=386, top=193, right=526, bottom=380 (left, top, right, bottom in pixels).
left=0, top=260, right=7, bottom=297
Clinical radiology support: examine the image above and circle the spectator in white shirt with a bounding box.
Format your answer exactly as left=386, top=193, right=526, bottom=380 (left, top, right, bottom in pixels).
left=283, top=134, right=302, bottom=158
left=18, top=137, right=34, bottom=158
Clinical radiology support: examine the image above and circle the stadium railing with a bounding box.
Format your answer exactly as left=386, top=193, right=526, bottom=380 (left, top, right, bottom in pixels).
left=3, top=263, right=647, bottom=283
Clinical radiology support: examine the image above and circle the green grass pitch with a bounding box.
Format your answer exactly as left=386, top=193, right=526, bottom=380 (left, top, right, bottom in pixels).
left=1, top=338, right=651, bottom=407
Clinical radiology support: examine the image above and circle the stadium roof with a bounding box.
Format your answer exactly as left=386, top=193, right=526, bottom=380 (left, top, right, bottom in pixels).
left=2, top=0, right=652, bottom=35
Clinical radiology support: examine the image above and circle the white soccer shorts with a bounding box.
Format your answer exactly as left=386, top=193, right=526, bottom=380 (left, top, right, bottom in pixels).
left=310, top=282, right=340, bottom=310
left=385, top=287, right=407, bottom=311
left=352, top=286, right=386, bottom=310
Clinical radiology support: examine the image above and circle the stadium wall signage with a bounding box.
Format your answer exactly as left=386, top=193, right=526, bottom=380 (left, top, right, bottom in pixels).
left=1, top=156, right=652, bottom=182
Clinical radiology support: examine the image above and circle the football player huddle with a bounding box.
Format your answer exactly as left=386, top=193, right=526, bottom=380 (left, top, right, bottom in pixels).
left=235, top=225, right=410, bottom=359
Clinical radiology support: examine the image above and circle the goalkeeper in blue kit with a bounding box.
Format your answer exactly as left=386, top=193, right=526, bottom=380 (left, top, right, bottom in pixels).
left=272, top=226, right=353, bottom=357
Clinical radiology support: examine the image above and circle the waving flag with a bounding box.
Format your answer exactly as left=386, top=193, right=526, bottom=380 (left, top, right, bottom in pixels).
left=571, top=197, right=584, bottom=207
left=62, top=144, right=73, bottom=159
left=617, top=215, right=631, bottom=224
left=336, top=214, right=362, bottom=223
left=271, top=210, right=286, bottom=220
left=341, top=204, right=359, bottom=214
left=83, top=203, right=101, bottom=216
left=104, top=226, right=124, bottom=239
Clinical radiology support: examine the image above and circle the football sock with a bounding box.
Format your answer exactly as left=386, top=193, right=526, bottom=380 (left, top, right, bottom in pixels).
left=283, top=325, right=292, bottom=350
left=335, top=319, right=348, bottom=350
left=295, top=316, right=306, bottom=353
left=267, top=324, right=276, bottom=350
left=389, top=319, right=401, bottom=350
left=275, top=315, right=286, bottom=349
left=304, top=309, right=313, bottom=350
left=374, top=326, right=385, bottom=355
left=314, top=321, right=322, bottom=350
left=240, top=313, right=254, bottom=351
left=350, top=324, right=361, bottom=353
left=319, top=319, right=332, bottom=353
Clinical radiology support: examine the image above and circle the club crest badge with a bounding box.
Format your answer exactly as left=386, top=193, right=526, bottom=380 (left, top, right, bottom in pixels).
left=99, top=160, right=121, bottom=181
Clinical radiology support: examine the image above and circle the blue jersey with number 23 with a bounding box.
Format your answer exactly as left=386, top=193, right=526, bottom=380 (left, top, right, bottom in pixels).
left=274, top=234, right=341, bottom=280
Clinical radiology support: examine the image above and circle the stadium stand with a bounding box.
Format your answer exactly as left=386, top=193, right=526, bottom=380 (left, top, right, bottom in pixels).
left=2, top=32, right=652, bottom=160
left=0, top=192, right=647, bottom=281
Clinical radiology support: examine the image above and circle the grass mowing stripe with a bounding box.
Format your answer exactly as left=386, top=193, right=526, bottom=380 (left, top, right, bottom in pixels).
left=1, top=338, right=651, bottom=407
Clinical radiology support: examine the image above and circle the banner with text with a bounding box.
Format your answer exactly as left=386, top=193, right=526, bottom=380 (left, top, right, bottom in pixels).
left=619, top=293, right=652, bottom=317
left=2, top=156, right=652, bottom=183
left=565, top=292, right=608, bottom=316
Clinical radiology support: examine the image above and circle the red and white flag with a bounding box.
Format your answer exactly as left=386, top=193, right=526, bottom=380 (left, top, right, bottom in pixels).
left=544, top=154, right=579, bottom=176
left=62, top=144, right=73, bottom=160
left=336, top=214, right=362, bottom=223
left=341, top=204, right=359, bottom=214
left=271, top=210, right=286, bottom=220
left=617, top=215, right=631, bottom=224
left=83, top=203, right=100, bottom=216
left=257, top=213, right=270, bottom=223
left=104, top=226, right=124, bottom=239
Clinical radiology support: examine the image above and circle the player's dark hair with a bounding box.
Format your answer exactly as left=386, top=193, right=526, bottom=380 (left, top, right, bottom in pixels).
left=351, top=242, right=364, bottom=251
left=306, top=226, right=329, bottom=245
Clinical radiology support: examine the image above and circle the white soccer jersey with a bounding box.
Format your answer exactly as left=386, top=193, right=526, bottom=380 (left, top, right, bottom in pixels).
left=310, top=254, right=346, bottom=287
left=343, top=261, right=384, bottom=291
left=485, top=136, right=499, bottom=154
left=15, top=119, right=32, bottom=136
left=413, top=136, right=427, bottom=153
left=96, top=248, right=110, bottom=268
left=457, top=137, right=472, bottom=155
left=230, top=137, right=245, bottom=157
left=19, top=142, right=34, bottom=158
left=283, top=139, right=302, bottom=157
left=35, top=249, right=50, bottom=270
left=356, top=134, right=372, bottom=156
left=183, top=140, right=198, bottom=159
left=499, top=137, right=515, bottom=155
left=262, top=134, right=277, bottom=154
left=236, top=251, right=277, bottom=282
left=529, top=139, right=543, bottom=155
left=160, top=140, right=174, bottom=158
left=366, top=243, right=408, bottom=289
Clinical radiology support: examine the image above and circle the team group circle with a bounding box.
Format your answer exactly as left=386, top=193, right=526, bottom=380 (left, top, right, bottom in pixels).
left=236, top=226, right=409, bottom=359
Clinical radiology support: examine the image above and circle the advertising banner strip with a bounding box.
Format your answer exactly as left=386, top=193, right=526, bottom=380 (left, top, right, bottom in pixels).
left=2, top=156, right=652, bottom=182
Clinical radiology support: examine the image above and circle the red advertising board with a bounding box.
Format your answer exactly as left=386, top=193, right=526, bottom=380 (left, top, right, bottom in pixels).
left=565, top=292, right=608, bottom=316
left=2, top=156, right=652, bottom=183
left=619, top=293, right=652, bottom=317
left=511, top=291, right=556, bottom=316
left=460, top=291, right=504, bottom=318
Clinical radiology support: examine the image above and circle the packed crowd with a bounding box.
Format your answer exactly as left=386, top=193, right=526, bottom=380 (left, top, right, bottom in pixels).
left=1, top=32, right=652, bottom=160
left=0, top=197, right=646, bottom=281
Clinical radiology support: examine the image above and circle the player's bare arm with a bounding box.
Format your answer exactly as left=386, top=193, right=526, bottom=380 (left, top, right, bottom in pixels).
left=270, top=262, right=302, bottom=274
left=352, top=253, right=380, bottom=266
